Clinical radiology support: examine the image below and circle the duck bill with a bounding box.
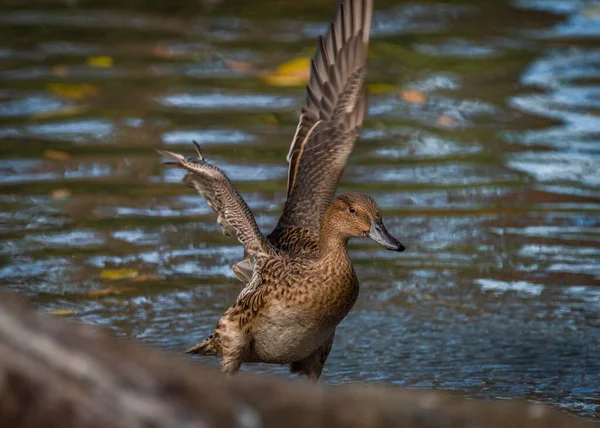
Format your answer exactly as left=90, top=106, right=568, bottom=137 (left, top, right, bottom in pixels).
left=367, top=220, right=405, bottom=252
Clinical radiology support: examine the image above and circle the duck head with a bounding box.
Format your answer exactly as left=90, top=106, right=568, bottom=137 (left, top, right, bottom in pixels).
left=326, top=192, right=405, bottom=252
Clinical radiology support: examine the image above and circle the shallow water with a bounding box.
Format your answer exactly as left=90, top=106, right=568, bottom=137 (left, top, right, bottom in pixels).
left=1, top=0, right=599, bottom=420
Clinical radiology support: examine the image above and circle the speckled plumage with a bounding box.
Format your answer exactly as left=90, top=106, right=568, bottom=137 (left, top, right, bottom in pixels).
left=158, top=0, right=405, bottom=381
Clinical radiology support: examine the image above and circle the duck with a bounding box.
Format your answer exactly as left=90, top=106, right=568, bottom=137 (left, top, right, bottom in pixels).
left=157, top=0, right=405, bottom=381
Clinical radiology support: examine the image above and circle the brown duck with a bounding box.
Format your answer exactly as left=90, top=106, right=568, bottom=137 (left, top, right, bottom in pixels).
left=158, top=0, right=404, bottom=381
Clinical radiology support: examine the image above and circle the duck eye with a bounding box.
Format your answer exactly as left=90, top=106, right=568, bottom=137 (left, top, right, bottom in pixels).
left=348, top=206, right=356, bottom=214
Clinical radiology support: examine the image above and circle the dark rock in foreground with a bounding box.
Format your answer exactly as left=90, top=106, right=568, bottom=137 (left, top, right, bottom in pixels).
left=0, top=293, right=591, bottom=428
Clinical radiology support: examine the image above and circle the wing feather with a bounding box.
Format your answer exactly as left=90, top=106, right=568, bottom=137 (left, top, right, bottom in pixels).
left=157, top=142, right=274, bottom=261
left=273, top=0, right=373, bottom=237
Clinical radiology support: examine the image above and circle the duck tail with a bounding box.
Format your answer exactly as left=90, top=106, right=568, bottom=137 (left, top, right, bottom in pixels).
left=184, top=333, right=220, bottom=356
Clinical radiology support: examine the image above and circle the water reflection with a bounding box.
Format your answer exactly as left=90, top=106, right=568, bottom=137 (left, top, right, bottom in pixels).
left=159, top=93, right=297, bottom=110
left=0, top=0, right=599, bottom=420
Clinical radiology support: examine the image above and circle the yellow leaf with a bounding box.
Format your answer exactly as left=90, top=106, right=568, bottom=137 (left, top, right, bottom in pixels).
left=86, top=56, right=113, bottom=68
left=277, top=57, right=310, bottom=74
left=101, top=269, right=139, bottom=280
left=50, top=309, right=76, bottom=316
left=44, top=149, right=70, bottom=161
left=87, top=286, right=134, bottom=297
left=400, top=90, right=428, bottom=104
left=47, top=83, right=98, bottom=100
left=263, top=114, right=278, bottom=125
left=368, top=83, right=397, bottom=95
left=261, top=57, right=310, bottom=87
left=50, top=188, right=72, bottom=200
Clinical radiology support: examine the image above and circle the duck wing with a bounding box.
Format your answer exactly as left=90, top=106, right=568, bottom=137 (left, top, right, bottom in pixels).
left=157, top=142, right=275, bottom=264
left=271, top=0, right=373, bottom=238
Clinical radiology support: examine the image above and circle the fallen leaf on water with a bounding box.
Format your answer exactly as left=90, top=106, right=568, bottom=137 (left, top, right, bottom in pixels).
left=131, top=274, right=159, bottom=283
left=263, top=114, right=278, bottom=126
left=101, top=269, right=139, bottom=280
left=400, top=89, right=427, bottom=104
left=225, top=59, right=254, bottom=72
left=87, top=286, right=134, bottom=297
left=261, top=57, right=310, bottom=87
left=152, top=44, right=172, bottom=59
left=437, top=115, right=457, bottom=127
left=50, top=309, right=76, bottom=316
left=368, top=83, right=397, bottom=95
left=50, top=188, right=72, bottom=200
left=52, top=65, right=69, bottom=77
left=47, top=83, right=98, bottom=100
left=275, top=57, right=311, bottom=75
left=86, top=55, right=113, bottom=68
left=44, top=149, right=70, bottom=161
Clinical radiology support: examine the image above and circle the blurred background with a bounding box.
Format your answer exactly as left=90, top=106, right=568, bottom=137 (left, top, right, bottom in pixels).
left=0, top=0, right=599, bottom=420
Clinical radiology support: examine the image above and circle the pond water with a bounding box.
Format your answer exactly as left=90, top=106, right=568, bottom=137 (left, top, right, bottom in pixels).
left=1, top=0, right=599, bottom=420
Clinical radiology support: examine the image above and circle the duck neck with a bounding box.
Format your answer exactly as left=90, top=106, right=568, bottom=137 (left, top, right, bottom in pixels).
left=319, top=215, right=350, bottom=259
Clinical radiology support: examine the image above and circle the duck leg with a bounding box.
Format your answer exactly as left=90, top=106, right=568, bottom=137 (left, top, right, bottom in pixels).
left=221, top=354, right=242, bottom=376
left=219, top=321, right=251, bottom=376
left=185, top=314, right=250, bottom=376
left=290, top=333, right=335, bottom=382
left=184, top=333, right=242, bottom=375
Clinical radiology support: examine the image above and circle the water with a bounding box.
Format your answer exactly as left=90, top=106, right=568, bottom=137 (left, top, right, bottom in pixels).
left=1, top=0, right=599, bottom=420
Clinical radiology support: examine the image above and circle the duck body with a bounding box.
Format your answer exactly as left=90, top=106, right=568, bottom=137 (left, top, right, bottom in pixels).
left=247, top=248, right=358, bottom=364
left=244, top=223, right=358, bottom=366
left=189, top=219, right=361, bottom=377
left=158, top=0, right=406, bottom=381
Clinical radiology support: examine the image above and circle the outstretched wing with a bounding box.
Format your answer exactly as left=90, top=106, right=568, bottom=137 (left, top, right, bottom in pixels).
left=272, top=0, right=373, bottom=237
left=157, top=142, right=275, bottom=261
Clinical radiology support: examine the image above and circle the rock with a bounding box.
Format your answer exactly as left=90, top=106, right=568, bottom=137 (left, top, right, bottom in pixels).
left=0, top=293, right=591, bottom=428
